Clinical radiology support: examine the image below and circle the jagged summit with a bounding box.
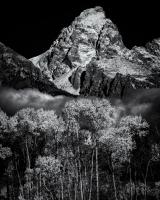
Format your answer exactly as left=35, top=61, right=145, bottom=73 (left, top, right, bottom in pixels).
left=74, top=6, right=106, bottom=32
left=0, top=7, right=160, bottom=97
left=30, top=6, right=126, bottom=95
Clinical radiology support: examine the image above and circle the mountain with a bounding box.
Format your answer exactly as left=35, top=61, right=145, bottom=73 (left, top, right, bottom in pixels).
left=1, top=6, right=160, bottom=98
left=0, top=42, right=75, bottom=97
left=30, top=6, right=160, bottom=97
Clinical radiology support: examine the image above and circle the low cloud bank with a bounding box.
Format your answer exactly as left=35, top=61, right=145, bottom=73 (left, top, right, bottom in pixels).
left=0, top=87, right=71, bottom=115
left=114, top=88, right=160, bottom=129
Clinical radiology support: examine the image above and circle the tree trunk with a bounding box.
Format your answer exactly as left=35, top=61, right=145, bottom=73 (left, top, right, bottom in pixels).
left=25, top=139, right=31, bottom=169
left=60, top=173, right=64, bottom=200
left=15, top=161, right=24, bottom=198
left=129, top=160, right=132, bottom=200
left=84, top=161, right=87, bottom=199
left=89, top=149, right=94, bottom=200
left=144, top=159, right=151, bottom=200
left=68, top=166, right=71, bottom=200
left=76, top=130, right=83, bottom=200
left=134, top=170, right=138, bottom=200
left=43, top=179, right=54, bottom=200
left=74, top=181, right=77, bottom=200
left=96, top=145, right=99, bottom=200
left=111, top=161, right=118, bottom=200
left=78, top=155, right=83, bottom=200
left=7, top=175, right=10, bottom=200
left=75, top=161, right=78, bottom=200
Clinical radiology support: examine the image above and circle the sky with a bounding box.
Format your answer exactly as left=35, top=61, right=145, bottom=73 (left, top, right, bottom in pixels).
left=0, top=1, right=159, bottom=58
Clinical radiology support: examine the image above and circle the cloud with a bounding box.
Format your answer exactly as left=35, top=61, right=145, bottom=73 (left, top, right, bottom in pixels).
left=110, top=88, right=160, bottom=130
left=129, top=103, right=151, bottom=115
left=121, top=88, right=160, bottom=128
left=0, top=87, right=70, bottom=115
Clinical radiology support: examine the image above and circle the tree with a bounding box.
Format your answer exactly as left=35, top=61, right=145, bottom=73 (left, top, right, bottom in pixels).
left=0, top=109, right=9, bottom=143
left=0, top=110, right=12, bottom=159
left=9, top=108, right=65, bottom=200
left=23, top=156, right=62, bottom=200
left=99, top=115, right=149, bottom=200
left=11, top=108, right=64, bottom=167
left=62, top=98, right=118, bottom=200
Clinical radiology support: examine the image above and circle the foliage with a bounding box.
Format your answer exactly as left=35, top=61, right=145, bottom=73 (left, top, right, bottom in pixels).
left=0, top=144, right=12, bottom=159
left=0, top=98, right=156, bottom=200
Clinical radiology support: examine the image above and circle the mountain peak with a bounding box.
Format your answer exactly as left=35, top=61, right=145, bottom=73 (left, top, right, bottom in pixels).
left=30, top=6, right=123, bottom=95
left=74, top=6, right=106, bottom=32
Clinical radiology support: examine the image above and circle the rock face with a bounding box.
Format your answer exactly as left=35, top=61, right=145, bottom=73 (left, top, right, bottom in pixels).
left=30, top=6, right=160, bottom=97
left=1, top=6, right=160, bottom=98
left=0, top=42, right=75, bottom=97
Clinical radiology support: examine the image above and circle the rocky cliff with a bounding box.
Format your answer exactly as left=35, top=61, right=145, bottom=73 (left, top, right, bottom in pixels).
left=1, top=6, right=160, bottom=98
left=0, top=42, right=75, bottom=96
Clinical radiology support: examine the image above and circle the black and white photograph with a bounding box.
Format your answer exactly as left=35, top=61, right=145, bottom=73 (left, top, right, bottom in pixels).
left=0, top=1, right=160, bottom=199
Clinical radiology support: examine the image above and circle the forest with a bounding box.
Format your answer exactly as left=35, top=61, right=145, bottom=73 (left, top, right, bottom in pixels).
left=0, top=97, right=160, bottom=200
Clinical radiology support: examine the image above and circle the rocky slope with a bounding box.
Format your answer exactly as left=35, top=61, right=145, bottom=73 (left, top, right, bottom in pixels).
left=0, top=6, right=160, bottom=98
left=0, top=42, right=74, bottom=96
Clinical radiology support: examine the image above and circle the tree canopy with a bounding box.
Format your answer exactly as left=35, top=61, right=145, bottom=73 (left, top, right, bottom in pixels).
left=0, top=97, right=157, bottom=200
